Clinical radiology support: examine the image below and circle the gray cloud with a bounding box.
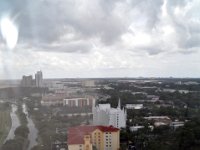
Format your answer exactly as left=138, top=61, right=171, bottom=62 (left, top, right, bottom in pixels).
left=35, top=41, right=92, bottom=53
left=137, top=0, right=164, bottom=29
left=0, top=0, right=127, bottom=51
left=0, top=0, right=200, bottom=55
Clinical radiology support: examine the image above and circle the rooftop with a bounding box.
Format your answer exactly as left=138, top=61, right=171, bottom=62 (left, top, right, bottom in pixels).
left=98, top=104, right=111, bottom=109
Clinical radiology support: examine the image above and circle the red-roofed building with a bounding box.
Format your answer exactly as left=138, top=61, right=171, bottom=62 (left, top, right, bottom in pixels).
left=68, top=125, right=120, bottom=150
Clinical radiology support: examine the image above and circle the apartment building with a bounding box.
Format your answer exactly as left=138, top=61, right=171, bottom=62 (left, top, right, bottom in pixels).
left=68, top=125, right=120, bottom=150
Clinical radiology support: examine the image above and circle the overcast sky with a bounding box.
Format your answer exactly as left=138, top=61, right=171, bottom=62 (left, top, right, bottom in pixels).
left=0, top=0, right=200, bottom=79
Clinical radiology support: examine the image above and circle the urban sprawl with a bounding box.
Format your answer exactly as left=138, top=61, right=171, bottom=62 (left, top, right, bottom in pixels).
left=0, top=72, right=200, bottom=150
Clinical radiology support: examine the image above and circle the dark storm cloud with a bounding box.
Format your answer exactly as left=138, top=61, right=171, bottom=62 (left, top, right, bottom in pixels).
left=0, top=0, right=126, bottom=52
left=17, top=0, right=67, bottom=42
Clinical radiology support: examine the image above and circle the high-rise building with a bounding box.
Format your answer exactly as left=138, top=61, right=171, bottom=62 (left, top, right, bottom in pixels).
left=93, top=99, right=127, bottom=128
left=68, top=125, right=120, bottom=150
left=21, top=75, right=33, bottom=87
left=35, top=71, right=43, bottom=87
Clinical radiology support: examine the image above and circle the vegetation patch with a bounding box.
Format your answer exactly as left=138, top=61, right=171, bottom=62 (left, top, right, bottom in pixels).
left=0, top=103, right=11, bottom=145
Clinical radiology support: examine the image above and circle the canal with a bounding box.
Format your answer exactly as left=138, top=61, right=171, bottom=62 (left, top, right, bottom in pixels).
left=4, top=104, right=20, bottom=142
left=4, top=103, right=38, bottom=150
left=22, top=103, right=39, bottom=150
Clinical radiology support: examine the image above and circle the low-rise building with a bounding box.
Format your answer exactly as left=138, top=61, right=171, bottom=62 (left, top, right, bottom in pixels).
left=129, top=126, right=144, bottom=132
left=63, top=96, right=95, bottom=107
left=126, top=104, right=143, bottom=110
left=144, top=116, right=172, bottom=127
left=68, top=125, right=120, bottom=150
left=147, top=95, right=159, bottom=100
left=82, top=80, right=95, bottom=87
left=170, top=121, right=184, bottom=130
left=41, top=93, right=65, bottom=106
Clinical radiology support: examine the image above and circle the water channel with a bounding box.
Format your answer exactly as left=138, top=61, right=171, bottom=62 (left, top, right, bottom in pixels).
left=4, top=103, right=38, bottom=150
left=22, top=103, right=38, bottom=150
left=4, top=104, right=20, bottom=142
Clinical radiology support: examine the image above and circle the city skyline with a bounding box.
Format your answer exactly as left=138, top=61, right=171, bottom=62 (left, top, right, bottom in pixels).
left=0, top=0, right=200, bottom=79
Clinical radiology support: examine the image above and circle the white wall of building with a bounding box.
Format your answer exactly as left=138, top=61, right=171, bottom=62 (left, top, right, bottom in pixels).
left=93, top=100, right=126, bottom=128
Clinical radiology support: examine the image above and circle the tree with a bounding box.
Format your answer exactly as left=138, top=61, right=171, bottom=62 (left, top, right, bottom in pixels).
left=1, top=137, right=24, bottom=150
left=14, top=125, right=29, bottom=138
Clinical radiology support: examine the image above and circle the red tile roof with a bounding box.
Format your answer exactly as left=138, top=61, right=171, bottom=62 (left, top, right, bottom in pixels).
left=96, top=125, right=119, bottom=132
left=68, top=125, right=119, bottom=145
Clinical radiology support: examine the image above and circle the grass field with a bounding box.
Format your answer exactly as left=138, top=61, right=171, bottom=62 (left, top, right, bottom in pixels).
left=0, top=107, right=11, bottom=145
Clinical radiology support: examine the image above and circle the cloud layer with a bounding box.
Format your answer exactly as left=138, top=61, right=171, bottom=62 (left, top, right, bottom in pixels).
left=0, top=0, right=200, bottom=78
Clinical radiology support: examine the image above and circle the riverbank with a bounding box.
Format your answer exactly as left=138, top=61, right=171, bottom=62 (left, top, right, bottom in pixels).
left=0, top=103, right=11, bottom=145
left=3, top=104, right=20, bottom=142
left=1, top=103, right=29, bottom=150
left=0, top=110, right=11, bottom=145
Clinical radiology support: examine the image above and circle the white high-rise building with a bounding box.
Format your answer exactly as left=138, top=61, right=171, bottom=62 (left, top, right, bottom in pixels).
left=35, top=71, right=43, bottom=87
left=93, top=99, right=127, bottom=128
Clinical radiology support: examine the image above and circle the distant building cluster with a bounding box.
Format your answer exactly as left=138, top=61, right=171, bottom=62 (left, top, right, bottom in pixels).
left=93, top=99, right=127, bottom=129
left=20, top=77, right=123, bottom=150
left=68, top=125, right=120, bottom=150
left=21, top=70, right=43, bottom=87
